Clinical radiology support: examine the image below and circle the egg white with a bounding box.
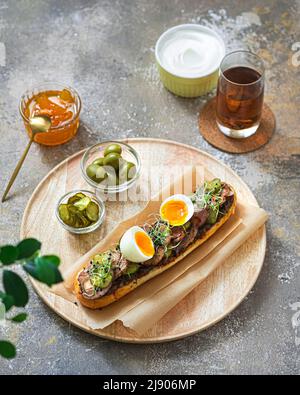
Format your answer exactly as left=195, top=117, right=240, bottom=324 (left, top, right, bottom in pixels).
left=119, top=226, right=154, bottom=263
left=160, top=194, right=194, bottom=226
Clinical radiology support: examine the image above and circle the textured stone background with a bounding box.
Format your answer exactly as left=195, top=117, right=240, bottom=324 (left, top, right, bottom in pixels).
left=0, top=0, right=299, bottom=375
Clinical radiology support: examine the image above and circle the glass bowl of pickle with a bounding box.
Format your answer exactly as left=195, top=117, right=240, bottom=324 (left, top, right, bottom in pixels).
left=56, top=190, right=105, bottom=234
left=80, top=141, right=141, bottom=194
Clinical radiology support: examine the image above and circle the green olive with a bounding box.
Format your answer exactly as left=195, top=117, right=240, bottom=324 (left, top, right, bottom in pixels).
left=105, top=172, right=118, bottom=186
left=119, top=161, right=136, bottom=181
left=86, top=163, right=100, bottom=181
left=101, top=165, right=118, bottom=186
left=87, top=163, right=107, bottom=183
left=104, top=143, right=122, bottom=156
left=103, top=152, right=121, bottom=170
left=95, top=166, right=107, bottom=183
left=93, top=157, right=105, bottom=166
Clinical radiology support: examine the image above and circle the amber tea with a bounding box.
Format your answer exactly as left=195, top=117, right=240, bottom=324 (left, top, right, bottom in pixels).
left=216, top=51, right=265, bottom=139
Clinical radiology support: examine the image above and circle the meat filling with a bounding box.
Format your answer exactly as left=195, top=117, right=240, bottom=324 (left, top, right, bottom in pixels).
left=78, top=182, right=234, bottom=299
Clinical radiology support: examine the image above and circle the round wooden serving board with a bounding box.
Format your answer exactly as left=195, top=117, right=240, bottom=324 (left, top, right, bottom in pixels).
left=20, top=138, right=266, bottom=343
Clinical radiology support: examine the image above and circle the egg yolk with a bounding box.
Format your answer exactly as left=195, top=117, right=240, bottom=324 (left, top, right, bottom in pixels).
left=135, top=231, right=154, bottom=257
left=161, top=199, right=188, bottom=226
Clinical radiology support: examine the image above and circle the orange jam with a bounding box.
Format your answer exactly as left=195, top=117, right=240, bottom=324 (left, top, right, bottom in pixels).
left=23, top=89, right=80, bottom=146
left=135, top=231, right=155, bottom=257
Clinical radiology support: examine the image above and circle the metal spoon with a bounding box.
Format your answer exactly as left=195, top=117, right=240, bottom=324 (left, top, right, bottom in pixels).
left=1, top=115, right=51, bottom=202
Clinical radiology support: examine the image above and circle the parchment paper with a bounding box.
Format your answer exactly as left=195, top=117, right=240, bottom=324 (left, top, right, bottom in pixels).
left=121, top=203, right=267, bottom=334
left=51, top=166, right=268, bottom=333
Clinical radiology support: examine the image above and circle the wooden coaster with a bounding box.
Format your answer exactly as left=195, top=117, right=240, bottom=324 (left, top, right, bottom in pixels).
left=199, top=98, right=276, bottom=153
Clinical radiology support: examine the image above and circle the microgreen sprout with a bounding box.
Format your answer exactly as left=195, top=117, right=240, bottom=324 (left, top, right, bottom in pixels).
left=190, top=178, right=223, bottom=224
left=145, top=220, right=171, bottom=249
left=90, top=252, right=112, bottom=288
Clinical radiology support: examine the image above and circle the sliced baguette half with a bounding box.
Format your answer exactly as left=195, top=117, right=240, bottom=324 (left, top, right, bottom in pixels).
left=74, top=186, right=237, bottom=309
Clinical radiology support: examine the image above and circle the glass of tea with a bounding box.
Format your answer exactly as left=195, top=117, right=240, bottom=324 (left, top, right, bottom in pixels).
left=216, top=50, right=265, bottom=139
left=19, top=82, right=81, bottom=146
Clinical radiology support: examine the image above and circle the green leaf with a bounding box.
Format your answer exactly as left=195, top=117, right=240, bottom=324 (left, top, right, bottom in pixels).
left=10, top=313, right=27, bottom=323
left=3, top=270, right=29, bottom=307
left=23, top=257, right=63, bottom=287
left=0, top=291, right=14, bottom=311
left=41, top=255, right=60, bottom=267
left=36, top=256, right=63, bottom=285
left=0, top=245, right=19, bottom=265
left=17, top=238, right=41, bottom=260
left=22, top=261, right=37, bottom=279
left=0, top=340, right=16, bottom=359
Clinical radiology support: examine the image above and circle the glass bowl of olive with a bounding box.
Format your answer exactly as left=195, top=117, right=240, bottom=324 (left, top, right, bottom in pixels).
left=80, top=141, right=141, bottom=194
left=56, top=190, right=105, bottom=234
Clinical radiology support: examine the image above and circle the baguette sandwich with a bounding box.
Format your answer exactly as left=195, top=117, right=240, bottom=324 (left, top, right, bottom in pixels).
left=74, top=178, right=236, bottom=309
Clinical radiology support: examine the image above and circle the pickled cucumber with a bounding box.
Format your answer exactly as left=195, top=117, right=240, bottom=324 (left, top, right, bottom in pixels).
left=125, top=263, right=140, bottom=276
left=67, top=193, right=84, bottom=205
left=58, top=192, right=101, bottom=229
left=58, top=204, right=70, bottom=223
left=74, top=196, right=91, bottom=211
left=86, top=201, right=99, bottom=222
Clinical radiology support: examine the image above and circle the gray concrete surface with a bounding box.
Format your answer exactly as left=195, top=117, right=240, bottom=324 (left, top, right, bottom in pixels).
left=0, top=0, right=299, bottom=375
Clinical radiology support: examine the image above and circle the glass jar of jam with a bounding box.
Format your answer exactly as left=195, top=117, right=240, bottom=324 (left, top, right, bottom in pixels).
left=19, top=83, right=81, bottom=146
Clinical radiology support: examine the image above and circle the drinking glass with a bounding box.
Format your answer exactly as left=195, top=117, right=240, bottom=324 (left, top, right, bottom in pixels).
left=216, top=50, right=265, bottom=139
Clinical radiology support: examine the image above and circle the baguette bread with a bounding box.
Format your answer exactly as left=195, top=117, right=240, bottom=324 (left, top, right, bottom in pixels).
left=74, top=184, right=237, bottom=309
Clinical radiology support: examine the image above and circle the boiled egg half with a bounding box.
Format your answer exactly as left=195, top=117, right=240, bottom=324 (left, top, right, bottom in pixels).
left=120, top=226, right=155, bottom=263
left=160, top=194, right=194, bottom=226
